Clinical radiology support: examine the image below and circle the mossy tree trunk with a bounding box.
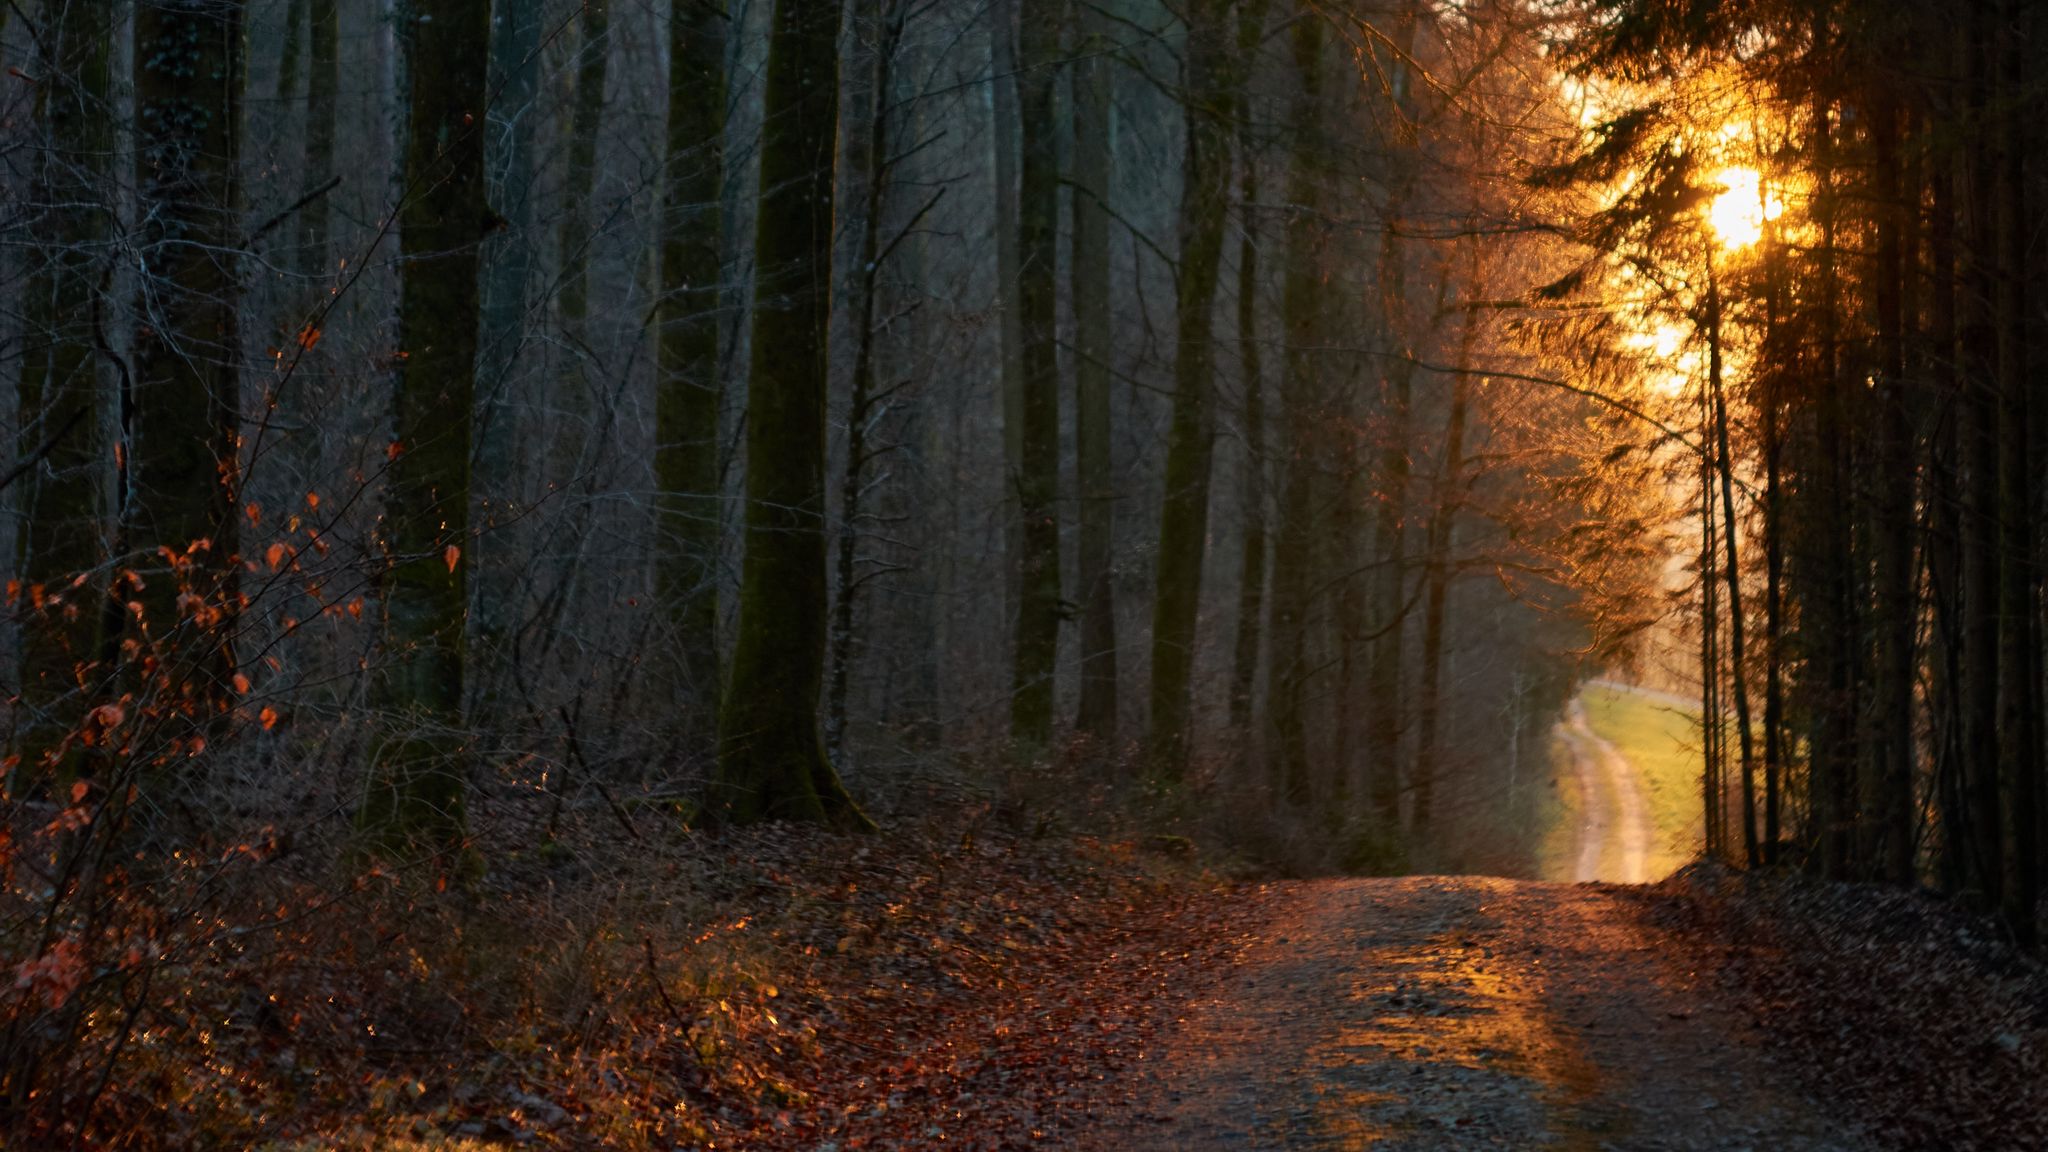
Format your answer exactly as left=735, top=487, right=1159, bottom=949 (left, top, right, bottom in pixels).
left=17, top=0, right=115, bottom=771
left=363, top=0, right=491, bottom=853
left=1147, top=0, right=1237, bottom=776
left=131, top=0, right=245, bottom=713
left=712, top=0, right=871, bottom=829
left=656, top=0, right=727, bottom=721
left=1069, top=0, right=1117, bottom=746
left=1008, top=0, right=1062, bottom=753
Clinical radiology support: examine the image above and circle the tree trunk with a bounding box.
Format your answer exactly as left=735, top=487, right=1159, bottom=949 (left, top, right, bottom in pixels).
left=361, top=0, right=490, bottom=853
left=1868, top=91, right=1918, bottom=885
left=1266, top=9, right=1322, bottom=807
left=556, top=0, right=612, bottom=465
left=1958, top=4, right=2003, bottom=904
left=1760, top=209, right=1786, bottom=866
left=988, top=0, right=1026, bottom=686
left=299, top=0, right=338, bottom=281
left=828, top=0, right=912, bottom=760
left=131, top=0, right=245, bottom=715
left=17, top=0, right=115, bottom=771
left=1362, top=3, right=1423, bottom=830
left=1706, top=251, right=1759, bottom=868
left=713, top=0, right=871, bottom=829
left=474, top=0, right=544, bottom=699
left=1008, top=0, right=1062, bottom=753
left=1227, top=153, right=1265, bottom=746
left=1148, top=0, right=1236, bottom=776
left=1991, top=0, right=2038, bottom=942
left=1070, top=0, right=1118, bottom=746
left=656, top=0, right=728, bottom=721
left=1412, top=293, right=1477, bottom=832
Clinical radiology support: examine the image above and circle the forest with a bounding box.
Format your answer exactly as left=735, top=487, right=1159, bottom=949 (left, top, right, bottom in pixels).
left=1, top=0, right=2044, bottom=1147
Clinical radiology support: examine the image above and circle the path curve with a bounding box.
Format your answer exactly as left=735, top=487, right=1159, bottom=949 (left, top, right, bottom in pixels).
left=1081, top=878, right=1868, bottom=1150
left=1556, top=696, right=1653, bottom=884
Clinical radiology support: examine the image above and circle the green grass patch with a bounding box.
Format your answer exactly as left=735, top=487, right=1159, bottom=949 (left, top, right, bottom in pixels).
left=1532, top=730, right=1586, bottom=882
left=1579, top=683, right=1703, bottom=879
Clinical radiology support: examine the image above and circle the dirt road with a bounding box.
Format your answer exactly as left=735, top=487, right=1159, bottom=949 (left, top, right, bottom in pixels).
left=1556, top=697, right=1654, bottom=884
left=1082, top=878, right=1867, bottom=1150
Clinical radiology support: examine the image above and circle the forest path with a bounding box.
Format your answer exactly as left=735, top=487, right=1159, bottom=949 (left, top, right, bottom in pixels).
left=1556, top=697, right=1654, bottom=883
left=1079, top=878, right=1868, bottom=1151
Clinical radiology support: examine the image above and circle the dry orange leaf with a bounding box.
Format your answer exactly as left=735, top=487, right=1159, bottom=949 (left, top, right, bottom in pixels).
left=444, top=545, right=461, bottom=573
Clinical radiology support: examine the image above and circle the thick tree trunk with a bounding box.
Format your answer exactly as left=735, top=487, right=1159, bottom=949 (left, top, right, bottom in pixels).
left=361, top=0, right=490, bottom=853
left=713, top=0, right=871, bottom=829
left=131, top=0, right=245, bottom=715
left=1070, top=0, right=1118, bottom=746
left=17, top=0, right=115, bottom=771
left=1149, top=0, right=1236, bottom=776
left=656, top=0, right=728, bottom=719
left=1009, top=0, right=1062, bottom=752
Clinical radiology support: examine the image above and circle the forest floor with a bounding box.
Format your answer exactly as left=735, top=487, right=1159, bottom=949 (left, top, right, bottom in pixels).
left=94, top=745, right=2042, bottom=1151
left=129, top=817, right=2046, bottom=1152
